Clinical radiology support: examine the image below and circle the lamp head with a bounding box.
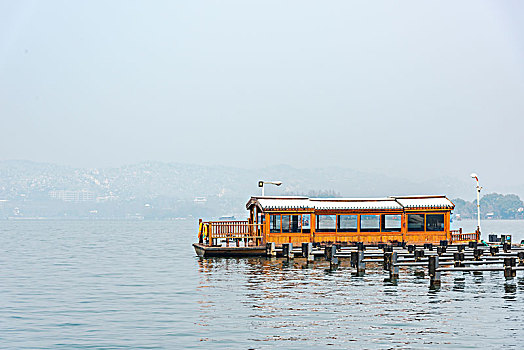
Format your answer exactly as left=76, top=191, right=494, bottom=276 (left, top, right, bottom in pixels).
left=274, top=181, right=282, bottom=186
left=470, top=173, right=478, bottom=180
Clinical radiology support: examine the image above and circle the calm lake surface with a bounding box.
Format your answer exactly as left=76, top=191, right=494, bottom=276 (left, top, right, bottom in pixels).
left=1, top=219, right=524, bottom=349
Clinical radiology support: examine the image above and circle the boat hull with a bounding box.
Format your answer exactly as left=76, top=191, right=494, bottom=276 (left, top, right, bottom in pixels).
left=193, top=243, right=266, bottom=257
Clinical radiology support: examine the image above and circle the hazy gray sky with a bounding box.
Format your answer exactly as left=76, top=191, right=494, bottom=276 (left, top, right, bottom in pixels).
left=1, top=1, right=523, bottom=188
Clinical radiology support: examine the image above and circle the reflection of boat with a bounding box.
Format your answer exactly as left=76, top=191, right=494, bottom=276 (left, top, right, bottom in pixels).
left=219, top=215, right=236, bottom=221
left=194, top=195, right=480, bottom=257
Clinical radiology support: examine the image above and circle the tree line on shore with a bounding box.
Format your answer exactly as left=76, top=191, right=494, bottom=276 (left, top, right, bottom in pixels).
left=453, top=193, right=524, bottom=220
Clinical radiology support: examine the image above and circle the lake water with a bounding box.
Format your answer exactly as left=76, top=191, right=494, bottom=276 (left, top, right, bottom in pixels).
left=1, top=219, right=524, bottom=349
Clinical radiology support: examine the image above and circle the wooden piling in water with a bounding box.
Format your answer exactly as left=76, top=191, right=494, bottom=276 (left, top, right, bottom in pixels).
left=504, top=257, right=516, bottom=279
left=429, top=255, right=441, bottom=287
left=389, top=252, right=399, bottom=280
left=356, top=251, right=365, bottom=276
left=383, top=252, right=391, bottom=271
left=324, top=245, right=338, bottom=269
left=473, top=248, right=483, bottom=261
left=414, top=249, right=424, bottom=262
left=302, top=242, right=314, bottom=262
left=282, top=243, right=293, bottom=260
left=454, top=252, right=465, bottom=267
left=254, top=243, right=524, bottom=287
left=518, top=252, right=524, bottom=266
left=266, top=242, right=276, bottom=257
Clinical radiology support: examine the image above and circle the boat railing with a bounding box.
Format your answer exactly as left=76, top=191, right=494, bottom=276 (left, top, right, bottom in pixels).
left=451, top=228, right=481, bottom=243
left=199, top=220, right=265, bottom=247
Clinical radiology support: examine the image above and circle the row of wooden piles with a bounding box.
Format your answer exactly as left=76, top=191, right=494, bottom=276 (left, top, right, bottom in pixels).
left=265, top=241, right=524, bottom=288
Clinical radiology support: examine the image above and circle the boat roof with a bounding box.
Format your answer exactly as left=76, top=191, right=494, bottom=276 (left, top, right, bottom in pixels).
left=246, top=195, right=454, bottom=211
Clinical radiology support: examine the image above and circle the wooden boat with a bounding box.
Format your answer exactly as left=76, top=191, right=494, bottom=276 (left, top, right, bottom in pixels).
left=194, top=195, right=480, bottom=257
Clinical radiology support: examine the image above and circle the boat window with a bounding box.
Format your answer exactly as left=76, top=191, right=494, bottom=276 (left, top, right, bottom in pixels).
left=281, top=215, right=301, bottom=233
left=302, top=214, right=311, bottom=233
left=381, top=214, right=401, bottom=232
left=426, top=214, right=444, bottom=231
left=270, top=215, right=281, bottom=233
left=281, top=215, right=290, bottom=233
left=290, top=215, right=300, bottom=233
left=408, top=214, right=425, bottom=231
left=316, top=215, right=336, bottom=232
left=338, top=215, right=357, bottom=232
left=360, top=215, right=380, bottom=232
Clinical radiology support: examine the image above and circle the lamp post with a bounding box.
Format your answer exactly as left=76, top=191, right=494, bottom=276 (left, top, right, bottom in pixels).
left=258, top=181, right=282, bottom=196
left=470, top=173, right=482, bottom=233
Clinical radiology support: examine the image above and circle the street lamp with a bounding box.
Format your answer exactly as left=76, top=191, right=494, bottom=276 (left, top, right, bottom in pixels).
left=470, top=173, right=482, bottom=233
left=258, top=180, right=282, bottom=196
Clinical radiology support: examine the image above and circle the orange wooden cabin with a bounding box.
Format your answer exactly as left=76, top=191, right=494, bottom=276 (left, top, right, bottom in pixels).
left=245, top=195, right=458, bottom=245
left=195, top=195, right=481, bottom=257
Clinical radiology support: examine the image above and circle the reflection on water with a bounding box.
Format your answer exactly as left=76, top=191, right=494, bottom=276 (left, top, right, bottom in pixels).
left=197, top=256, right=524, bottom=348
left=1, top=220, right=524, bottom=349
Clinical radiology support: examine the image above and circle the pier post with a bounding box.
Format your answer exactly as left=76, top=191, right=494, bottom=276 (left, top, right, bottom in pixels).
left=356, top=250, right=365, bottom=276
left=350, top=251, right=357, bottom=268
left=457, top=244, right=465, bottom=252
left=331, top=245, right=339, bottom=268
left=414, top=249, right=424, bottom=262
left=490, top=246, right=499, bottom=256
left=518, top=252, right=524, bottom=266
left=424, top=243, right=433, bottom=251
left=440, top=240, right=448, bottom=247
left=503, top=243, right=511, bottom=253
left=283, top=243, right=293, bottom=260
left=473, top=248, right=483, bottom=261
left=504, top=257, right=516, bottom=279
left=454, top=252, right=465, bottom=267
left=437, top=246, right=446, bottom=256
left=389, top=252, right=399, bottom=280
left=302, top=243, right=314, bottom=262
left=429, top=255, right=441, bottom=288
left=468, top=241, right=478, bottom=249
left=325, top=245, right=338, bottom=269
left=266, top=242, right=276, bottom=258
left=383, top=252, right=391, bottom=270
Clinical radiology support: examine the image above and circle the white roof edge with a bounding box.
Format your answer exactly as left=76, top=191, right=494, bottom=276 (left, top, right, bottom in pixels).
left=390, top=195, right=447, bottom=199
left=249, top=195, right=454, bottom=211
left=310, top=197, right=395, bottom=202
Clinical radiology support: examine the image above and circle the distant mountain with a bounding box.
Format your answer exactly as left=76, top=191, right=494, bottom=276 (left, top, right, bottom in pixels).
left=0, top=159, right=474, bottom=200
left=0, top=160, right=494, bottom=219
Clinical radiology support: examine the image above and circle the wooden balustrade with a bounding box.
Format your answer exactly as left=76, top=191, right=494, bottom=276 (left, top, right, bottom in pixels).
left=199, top=220, right=264, bottom=247
left=451, top=228, right=480, bottom=243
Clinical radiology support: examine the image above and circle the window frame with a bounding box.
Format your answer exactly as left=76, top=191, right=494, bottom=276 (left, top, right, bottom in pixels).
left=426, top=213, right=445, bottom=232
left=337, top=214, right=358, bottom=232
left=316, top=214, right=337, bottom=232
left=268, top=213, right=309, bottom=234
left=381, top=214, right=402, bottom=232
left=359, top=214, right=381, bottom=232
left=407, top=214, right=426, bottom=232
